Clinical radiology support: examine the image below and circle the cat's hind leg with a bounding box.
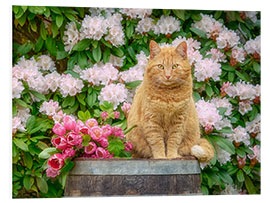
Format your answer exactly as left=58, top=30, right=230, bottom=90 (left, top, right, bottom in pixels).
left=191, top=138, right=214, bottom=162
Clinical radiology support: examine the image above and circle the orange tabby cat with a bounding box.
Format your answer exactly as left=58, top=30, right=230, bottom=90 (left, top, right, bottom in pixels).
left=126, top=40, right=214, bottom=162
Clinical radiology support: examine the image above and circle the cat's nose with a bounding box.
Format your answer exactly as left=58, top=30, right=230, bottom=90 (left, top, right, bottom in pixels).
left=166, top=75, right=171, bottom=80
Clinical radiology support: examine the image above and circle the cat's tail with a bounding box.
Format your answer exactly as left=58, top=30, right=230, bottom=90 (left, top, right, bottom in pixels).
left=191, top=138, right=214, bottom=162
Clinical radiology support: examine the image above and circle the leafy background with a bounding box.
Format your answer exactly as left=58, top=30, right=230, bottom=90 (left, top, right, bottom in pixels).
left=12, top=6, right=260, bottom=197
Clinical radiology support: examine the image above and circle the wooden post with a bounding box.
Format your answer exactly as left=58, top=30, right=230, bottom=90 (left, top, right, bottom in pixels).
left=65, top=156, right=202, bottom=196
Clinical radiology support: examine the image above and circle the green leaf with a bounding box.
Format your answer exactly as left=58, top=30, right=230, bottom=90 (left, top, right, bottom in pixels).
left=173, top=10, right=185, bottom=21
left=62, top=96, right=75, bottom=108
left=51, top=21, right=59, bottom=38
left=101, top=38, right=112, bottom=48
left=211, top=135, right=235, bottom=154
left=45, top=37, right=57, bottom=56
left=56, top=50, right=68, bottom=60
left=29, top=19, right=37, bottom=32
left=192, top=92, right=201, bottom=102
left=191, top=13, right=202, bottom=21
left=13, top=138, right=29, bottom=152
left=64, top=70, right=80, bottom=79
left=222, top=64, right=235, bottom=72
left=108, top=137, right=125, bottom=157
left=245, top=174, right=256, bottom=194
left=235, top=70, right=249, bottom=82
left=64, top=13, right=76, bottom=21
left=214, top=11, right=222, bottom=19
left=40, top=21, right=47, bottom=40
left=72, top=39, right=91, bottom=51
left=34, top=37, right=44, bottom=53
left=76, top=93, right=86, bottom=106
left=36, top=177, right=48, bottom=193
left=163, top=9, right=171, bottom=16
left=23, top=176, right=34, bottom=191
left=218, top=170, right=233, bottom=184
left=123, top=125, right=137, bottom=135
left=78, top=51, right=88, bottom=69
left=112, top=47, right=124, bottom=57
left=126, top=23, right=134, bottom=39
left=82, top=134, right=91, bottom=146
left=236, top=147, right=246, bottom=158
left=23, top=152, right=33, bottom=169
left=92, top=44, right=102, bottom=63
left=201, top=185, right=209, bottom=195
left=14, top=99, right=32, bottom=110
left=18, top=13, right=27, bottom=27
left=103, top=47, right=111, bottom=64
left=190, top=27, right=207, bottom=39
left=50, top=7, right=62, bottom=14
left=242, top=165, right=251, bottom=175
left=17, top=42, right=33, bottom=55
left=29, top=90, right=47, bottom=101
left=127, top=46, right=136, bottom=61
left=253, top=61, right=260, bottom=74
left=228, top=71, right=235, bottom=82
left=86, top=92, right=97, bottom=108
left=205, top=84, right=213, bottom=97
left=217, top=107, right=227, bottom=116
left=60, top=161, right=75, bottom=174
left=39, top=147, right=57, bottom=159
left=12, top=102, right=17, bottom=117
left=56, top=15, right=64, bottom=28
left=236, top=169, right=245, bottom=182
left=125, top=80, right=142, bottom=89
left=28, top=6, right=46, bottom=15
left=63, top=101, right=79, bottom=114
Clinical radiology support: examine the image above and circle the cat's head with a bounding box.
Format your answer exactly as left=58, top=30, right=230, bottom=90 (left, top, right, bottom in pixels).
left=145, top=40, right=191, bottom=88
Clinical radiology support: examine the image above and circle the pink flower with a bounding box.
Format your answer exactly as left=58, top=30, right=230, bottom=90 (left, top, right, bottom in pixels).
left=90, top=126, right=103, bottom=141
left=74, top=120, right=85, bottom=133
left=52, top=123, right=66, bottom=136
left=62, top=148, right=76, bottom=159
left=99, top=137, right=109, bottom=148
left=52, top=110, right=65, bottom=123
left=112, top=126, right=125, bottom=138
left=248, top=145, right=260, bottom=162
left=51, top=136, right=67, bottom=150
left=121, top=102, right=131, bottom=114
left=63, top=115, right=76, bottom=131
left=48, top=153, right=65, bottom=171
left=96, top=147, right=110, bottom=158
left=46, top=167, right=60, bottom=178
left=114, top=111, right=120, bottom=119
left=79, top=126, right=91, bottom=135
left=204, top=124, right=214, bottom=134
left=66, top=132, right=83, bottom=147
left=124, top=142, right=133, bottom=152
left=101, top=112, right=109, bottom=120
left=85, top=118, right=98, bottom=128
left=84, top=142, right=97, bottom=154
left=102, top=124, right=113, bottom=137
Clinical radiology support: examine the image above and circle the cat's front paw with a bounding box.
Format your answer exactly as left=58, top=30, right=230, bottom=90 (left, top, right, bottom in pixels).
left=153, top=154, right=166, bottom=159
left=167, top=153, right=182, bottom=160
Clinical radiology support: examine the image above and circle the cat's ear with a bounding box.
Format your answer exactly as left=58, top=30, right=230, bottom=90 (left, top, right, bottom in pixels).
left=175, top=41, right=187, bottom=60
left=150, top=40, right=161, bottom=59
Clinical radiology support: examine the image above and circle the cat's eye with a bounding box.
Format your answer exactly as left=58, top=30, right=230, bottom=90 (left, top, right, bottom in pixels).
left=157, top=64, right=164, bottom=69
left=172, top=64, right=180, bottom=69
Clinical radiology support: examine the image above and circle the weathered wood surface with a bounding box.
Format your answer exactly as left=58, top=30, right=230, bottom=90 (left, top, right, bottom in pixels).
left=65, top=156, right=202, bottom=196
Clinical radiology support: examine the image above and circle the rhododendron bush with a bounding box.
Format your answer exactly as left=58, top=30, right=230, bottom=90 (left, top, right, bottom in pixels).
left=12, top=6, right=260, bottom=197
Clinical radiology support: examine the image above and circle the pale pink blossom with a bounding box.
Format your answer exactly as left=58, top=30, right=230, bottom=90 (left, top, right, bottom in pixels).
left=247, top=145, right=260, bottom=162
left=63, top=115, right=76, bottom=131
left=99, top=137, right=109, bottom=148
left=239, top=100, right=253, bottom=115
left=121, top=102, right=132, bottom=115
left=90, top=126, right=103, bottom=141
left=85, top=118, right=98, bottom=128
left=102, top=124, right=113, bottom=137
left=66, top=132, right=82, bottom=147
left=62, top=148, right=76, bottom=159
left=101, top=112, right=109, bottom=120
left=52, top=123, right=66, bottom=136
left=114, top=111, right=120, bottom=119
left=95, top=147, right=110, bottom=158
left=46, top=167, right=60, bottom=178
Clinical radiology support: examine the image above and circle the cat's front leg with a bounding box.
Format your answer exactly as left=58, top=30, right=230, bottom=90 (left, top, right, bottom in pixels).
left=167, top=122, right=184, bottom=159
left=143, top=121, right=166, bottom=159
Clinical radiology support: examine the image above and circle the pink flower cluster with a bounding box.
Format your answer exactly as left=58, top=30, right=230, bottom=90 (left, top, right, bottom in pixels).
left=46, top=115, right=132, bottom=178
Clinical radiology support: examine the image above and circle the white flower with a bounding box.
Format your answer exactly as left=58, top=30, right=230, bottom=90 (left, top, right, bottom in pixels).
left=239, top=100, right=253, bottom=115
left=105, top=25, right=125, bottom=46
left=231, top=46, right=246, bottom=63
left=119, top=8, right=152, bottom=19
left=195, top=100, right=222, bottom=128
left=89, top=7, right=116, bottom=17
left=44, top=71, right=62, bottom=92
left=36, top=55, right=56, bottom=72
left=63, top=21, right=80, bottom=52
left=220, top=184, right=242, bottom=195
left=194, top=58, right=222, bottom=81
left=98, top=83, right=128, bottom=109
left=109, top=54, right=125, bottom=67
left=246, top=114, right=260, bottom=139
left=210, top=97, right=232, bottom=116
left=136, top=17, right=155, bottom=34
left=39, top=100, right=60, bottom=116
left=16, top=106, right=31, bottom=125
left=247, top=145, right=260, bottom=162
left=59, top=74, right=84, bottom=97
left=100, top=63, right=119, bottom=85
left=206, top=48, right=227, bottom=62
left=80, top=15, right=108, bottom=41
left=12, top=77, right=24, bottom=99
left=27, top=74, right=49, bottom=95
left=12, top=117, right=25, bottom=134
left=227, top=126, right=250, bottom=146
left=12, top=65, right=25, bottom=80
left=244, top=35, right=261, bottom=55
left=191, top=14, right=223, bottom=38
left=216, top=28, right=240, bottom=49
left=216, top=145, right=231, bottom=165
left=154, top=15, right=180, bottom=35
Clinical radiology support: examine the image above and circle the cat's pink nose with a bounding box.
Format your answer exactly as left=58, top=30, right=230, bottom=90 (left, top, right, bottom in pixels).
left=166, top=75, right=171, bottom=79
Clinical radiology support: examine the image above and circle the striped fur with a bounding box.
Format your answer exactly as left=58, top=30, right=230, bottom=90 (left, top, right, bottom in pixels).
left=126, top=41, right=214, bottom=162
